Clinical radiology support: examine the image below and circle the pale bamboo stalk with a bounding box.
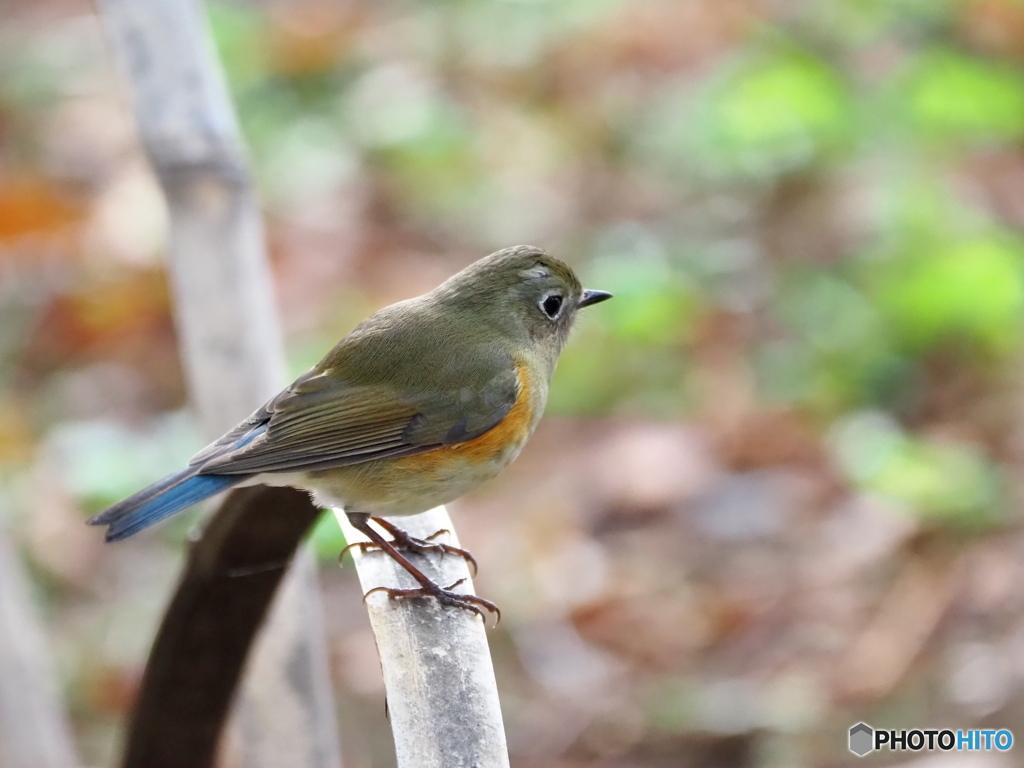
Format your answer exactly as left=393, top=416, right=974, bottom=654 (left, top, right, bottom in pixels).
left=97, top=1, right=341, bottom=766
left=0, top=526, right=79, bottom=768
left=100, top=0, right=508, bottom=763
left=336, top=508, right=511, bottom=768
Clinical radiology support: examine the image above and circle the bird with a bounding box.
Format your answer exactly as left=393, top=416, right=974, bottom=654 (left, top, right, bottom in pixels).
left=88, top=245, right=612, bottom=619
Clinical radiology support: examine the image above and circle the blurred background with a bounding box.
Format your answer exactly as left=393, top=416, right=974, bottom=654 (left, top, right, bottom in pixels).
left=4, top=0, right=1024, bottom=766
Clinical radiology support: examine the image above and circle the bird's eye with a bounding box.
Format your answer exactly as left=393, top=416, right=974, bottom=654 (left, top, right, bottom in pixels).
left=540, top=294, right=564, bottom=319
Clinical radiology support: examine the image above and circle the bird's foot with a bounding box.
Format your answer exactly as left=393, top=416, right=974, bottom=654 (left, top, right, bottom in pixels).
left=341, top=523, right=478, bottom=575
left=363, top=578, right=500, bottom=624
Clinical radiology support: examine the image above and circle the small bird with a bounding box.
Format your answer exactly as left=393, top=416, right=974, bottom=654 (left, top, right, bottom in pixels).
left=88, top=245, right=611, bottom=618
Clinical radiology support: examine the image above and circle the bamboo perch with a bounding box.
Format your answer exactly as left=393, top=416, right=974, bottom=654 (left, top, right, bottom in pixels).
left=337, top=508, right=511, bottom=768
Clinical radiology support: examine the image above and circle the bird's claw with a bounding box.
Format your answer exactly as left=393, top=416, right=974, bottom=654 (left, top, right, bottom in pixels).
left=339, top=540, right=373, bottom=561
left=341, top=528, right=478, bottom=576
left=363, top=578, right=501, bottom=625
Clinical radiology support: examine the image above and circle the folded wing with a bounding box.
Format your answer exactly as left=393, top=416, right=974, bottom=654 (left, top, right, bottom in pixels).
left=195, top=358, right=520, bottom=476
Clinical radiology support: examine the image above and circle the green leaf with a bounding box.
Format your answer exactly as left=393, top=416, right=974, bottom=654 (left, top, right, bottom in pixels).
left=206, top=3, right=269, bottom=92
left=310, top=510, right=349, bottom=561
left=831, top=412, right=1002, bottom=525
left=690, top=47, right=853, bottom=177
left=895, top=50, right=1024, bottom=143
left=876, top=234, right=1024, bottom=352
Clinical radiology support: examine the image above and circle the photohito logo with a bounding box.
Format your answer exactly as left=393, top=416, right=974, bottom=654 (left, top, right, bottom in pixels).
left=848, top=723, right=1013, bottom=757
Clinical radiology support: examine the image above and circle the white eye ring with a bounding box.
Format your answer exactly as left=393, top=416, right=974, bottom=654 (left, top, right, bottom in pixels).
left=539, top=293, right=564, bottom=320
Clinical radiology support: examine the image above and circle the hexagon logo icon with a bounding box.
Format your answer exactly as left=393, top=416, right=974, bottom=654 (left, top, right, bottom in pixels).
left=849, top=722, right=874, bottom=757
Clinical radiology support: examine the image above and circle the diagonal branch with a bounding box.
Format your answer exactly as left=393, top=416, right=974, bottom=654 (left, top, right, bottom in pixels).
left=97, top=0, right=341, bottom=766
left=119, top=486, right=323, bottom=768
left=100, top=0, right=510, bottom=764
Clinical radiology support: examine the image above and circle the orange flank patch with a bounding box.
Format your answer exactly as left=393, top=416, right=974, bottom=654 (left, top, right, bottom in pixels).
left=312, top=359, right=538, bottom=513
left=396, top=362, right=534, bottom=472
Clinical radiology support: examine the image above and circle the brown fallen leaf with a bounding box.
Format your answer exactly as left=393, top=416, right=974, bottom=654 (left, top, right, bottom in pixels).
left=833, top=554, right=959, bottom=702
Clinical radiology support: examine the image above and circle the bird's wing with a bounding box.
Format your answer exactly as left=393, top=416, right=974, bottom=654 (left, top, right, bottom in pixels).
left=192, top=355, right=520, bottom=476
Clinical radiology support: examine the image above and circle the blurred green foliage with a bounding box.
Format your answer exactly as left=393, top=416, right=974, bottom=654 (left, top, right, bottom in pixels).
left=876, top=232, right=1024, bottom=353
left=691, top=46, right=854, bottom=177
left=195, top=0, right=1024, bottom=528
left=7, top=2, right=1024, bottom=765
left=831, top=411, right=1002, bottom=524
left=3, top=0, right=1023, bottom=548
left=895, top=50, right=1024, bottom=144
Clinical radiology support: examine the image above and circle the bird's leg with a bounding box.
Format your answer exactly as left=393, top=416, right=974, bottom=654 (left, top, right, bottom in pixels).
left=340, top=516, right=478, bottom=575
left=345, top=512, right=499, bottom=623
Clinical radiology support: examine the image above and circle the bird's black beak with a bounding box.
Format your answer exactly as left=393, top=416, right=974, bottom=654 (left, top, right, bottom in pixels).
left=579, top=289, right=613, bottom=308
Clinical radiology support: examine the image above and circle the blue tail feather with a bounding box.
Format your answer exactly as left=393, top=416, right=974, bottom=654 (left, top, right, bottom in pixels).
left=89, top=470, right=242, bottom=542
left=88, top=422, right=268, bottom=541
